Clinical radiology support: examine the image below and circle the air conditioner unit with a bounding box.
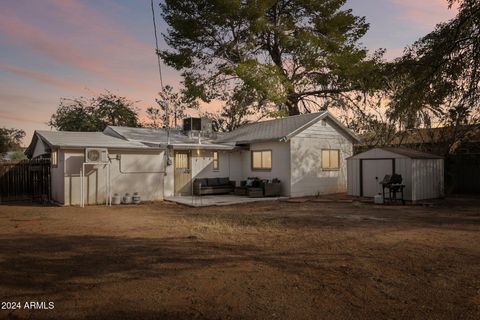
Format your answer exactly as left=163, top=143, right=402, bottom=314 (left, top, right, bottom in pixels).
left=85, top=148, right=108, bottom=163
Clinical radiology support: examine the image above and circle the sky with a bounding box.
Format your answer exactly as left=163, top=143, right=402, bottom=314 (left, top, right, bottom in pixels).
left=0, top=0, right=458, bottom=145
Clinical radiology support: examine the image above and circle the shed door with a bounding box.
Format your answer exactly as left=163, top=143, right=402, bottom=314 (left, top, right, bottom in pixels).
left=362, top=159, right=393, bottom=197
left=174, top=151, right=192, bottom=196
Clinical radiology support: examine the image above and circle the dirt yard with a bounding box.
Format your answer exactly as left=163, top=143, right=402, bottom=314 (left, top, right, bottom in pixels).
left=0, top=197, right=479, bottom=320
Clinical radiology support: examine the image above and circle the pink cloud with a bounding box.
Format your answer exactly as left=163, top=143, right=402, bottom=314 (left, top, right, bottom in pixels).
left=0, top=2, right=158, bottom=92
left=390, top=0, right=458, bottom=28
left=1, top=64, right=89, bottom=92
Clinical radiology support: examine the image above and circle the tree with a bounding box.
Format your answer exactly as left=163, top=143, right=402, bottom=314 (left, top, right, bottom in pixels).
left=49, top=91, right=141, bottom=131
left=202, top=85, right=259, bottom=132
left=390, top=0, right=480, bottom=129
left=145, top=85, right=199, bottom=128
left=160, top=0, right=383, bottom=116
left=0, top=127, right=25, bottom=154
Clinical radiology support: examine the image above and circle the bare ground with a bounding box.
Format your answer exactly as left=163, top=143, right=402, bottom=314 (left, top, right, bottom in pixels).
left=0, top=197, right=479, bottom=319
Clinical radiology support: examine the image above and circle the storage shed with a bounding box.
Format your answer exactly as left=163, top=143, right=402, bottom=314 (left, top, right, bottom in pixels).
left=347, top=148, right=444, bottom=201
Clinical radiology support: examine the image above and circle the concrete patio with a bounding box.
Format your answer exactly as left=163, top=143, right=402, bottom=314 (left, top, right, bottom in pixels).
left=165, top=195, right=288, bottom=207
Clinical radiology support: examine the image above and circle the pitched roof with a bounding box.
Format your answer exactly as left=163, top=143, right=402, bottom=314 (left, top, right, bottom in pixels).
left=215, top=111, right=359, bottom=144
left=105, top=126, right=235, bottom=150
left=34, top=131, right=154, bottom=150
left=381, top=147, right=443, bottom=159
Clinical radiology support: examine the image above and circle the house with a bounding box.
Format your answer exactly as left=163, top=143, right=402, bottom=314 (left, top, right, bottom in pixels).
left=25, top=131, right=165, bottom=205
left=25, top=111, right=359, bottom=205
left=347, top=147, right=444, bottom=201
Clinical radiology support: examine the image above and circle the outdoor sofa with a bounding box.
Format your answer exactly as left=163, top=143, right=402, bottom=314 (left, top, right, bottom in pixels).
left=235, top=177, right=282, bottom=197
left=193, top=178, right=235, bottom=195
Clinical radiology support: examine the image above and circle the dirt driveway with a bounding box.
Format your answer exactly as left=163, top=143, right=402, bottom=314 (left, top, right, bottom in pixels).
left=0, top=198, right=479, bottom=319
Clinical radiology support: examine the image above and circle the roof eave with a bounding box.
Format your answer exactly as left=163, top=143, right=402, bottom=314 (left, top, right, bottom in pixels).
left=284, top=111, right=361, bottom=142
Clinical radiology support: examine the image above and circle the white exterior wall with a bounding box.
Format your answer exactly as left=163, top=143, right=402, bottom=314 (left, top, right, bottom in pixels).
left=192, top=150, right=232, bottom=180
left=347, top=159, right=360, bottom=196
left=51, top=150, right=65, bottom=204
left=290, top=119, right=353, bottom=197
left=394, top=158, right=413, bottom=201
left=412, top=159, right=444, bottom=201
left=240, top=141, right=291, bottom=196
left=63, top=149, right=165, bottom=205
left=164, top=149, right=174, bottom=198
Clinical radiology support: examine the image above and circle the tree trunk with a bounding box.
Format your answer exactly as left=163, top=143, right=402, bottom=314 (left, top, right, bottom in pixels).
left=286, top=96, right=300, bottom=116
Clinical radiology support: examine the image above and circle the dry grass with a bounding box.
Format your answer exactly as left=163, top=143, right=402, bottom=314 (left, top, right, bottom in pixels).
left=0, top=199, right=479, bottom=320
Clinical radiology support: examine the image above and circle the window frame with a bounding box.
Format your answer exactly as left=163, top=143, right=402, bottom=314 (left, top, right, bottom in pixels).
left=174, top=151, right=190, bottom=169
left=321, top=149, right=340, bottom=171
left=251, top=150, right=272, bottom=171
left=212, top=151, right=219, bottom=171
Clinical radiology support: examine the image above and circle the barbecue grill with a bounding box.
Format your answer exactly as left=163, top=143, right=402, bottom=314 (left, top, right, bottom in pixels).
left=379, top=174, right=405, bottom=204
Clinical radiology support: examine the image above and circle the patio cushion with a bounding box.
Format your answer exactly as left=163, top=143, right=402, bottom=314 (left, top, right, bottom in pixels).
left=207, top=178, right=220, bottom=186
left=196, top=178, right=208, bottom=186
left=218, top=177, right=230, bottom=185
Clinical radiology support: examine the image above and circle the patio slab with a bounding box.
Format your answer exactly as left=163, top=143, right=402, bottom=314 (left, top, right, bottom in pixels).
left=165, top=195, right=288, bottom=207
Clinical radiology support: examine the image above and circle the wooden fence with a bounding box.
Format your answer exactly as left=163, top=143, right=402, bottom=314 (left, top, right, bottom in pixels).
left=445, top=154, right=480, bottom=194
left=0, top=159, right=51, bottom=203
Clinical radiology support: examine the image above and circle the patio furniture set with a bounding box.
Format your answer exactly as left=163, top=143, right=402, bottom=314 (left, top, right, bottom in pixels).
left=193, top=177, right=282, bottom=198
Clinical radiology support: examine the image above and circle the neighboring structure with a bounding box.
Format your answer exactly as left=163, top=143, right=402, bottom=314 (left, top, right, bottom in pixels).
left=347, top=147, right=444, bottom=201
left=359, top=125, right=480, bottom=156
left=25, top=112, right=360, bottom=205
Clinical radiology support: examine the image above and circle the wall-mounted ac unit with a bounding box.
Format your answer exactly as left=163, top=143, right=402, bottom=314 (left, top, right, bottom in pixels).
left=85, top=148, right=108, bottom=163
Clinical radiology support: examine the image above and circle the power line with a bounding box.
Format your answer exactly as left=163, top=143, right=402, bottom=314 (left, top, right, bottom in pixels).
left=151, top=0, right=164, bottom=90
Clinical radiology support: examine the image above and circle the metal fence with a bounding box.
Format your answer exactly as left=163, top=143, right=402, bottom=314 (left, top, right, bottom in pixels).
left=0, top=158, right=51, bottom=203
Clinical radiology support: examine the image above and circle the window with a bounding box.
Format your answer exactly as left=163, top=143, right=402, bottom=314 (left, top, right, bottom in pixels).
left=51, top=149, right=58, bottom=167
left=251, top=150, right=272, bottom=170
left=322, top=149, right=340, bottom=170
left=212, top=151, right=219, bottom=171
left=175, top=152, right=189, bottom=169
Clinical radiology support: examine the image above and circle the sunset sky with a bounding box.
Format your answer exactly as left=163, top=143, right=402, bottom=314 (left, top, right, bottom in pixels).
left=0, top=0, right=458, bottom=145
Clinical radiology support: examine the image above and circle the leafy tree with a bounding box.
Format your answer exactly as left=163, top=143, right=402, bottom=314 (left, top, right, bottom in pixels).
left=202, top=86, right=258, bottom=132
left=160, top=0, right=383, bottom=116
left=94, top=92, right=140, bottom=128
left=145, top=107, right=163, bottom=129
left=9, top=150, right=27, bottom=160
left=391, top=0, right=480, bottom=129
left=0, top=127, right=25, bottom=154
left=146, top=85, right=199, bottom=128
left=49, top=92, right=141, bottom=131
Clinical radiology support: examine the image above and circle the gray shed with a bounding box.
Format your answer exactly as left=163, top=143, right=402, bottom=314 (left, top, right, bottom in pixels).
left=347, top=147, right=444, bottom=201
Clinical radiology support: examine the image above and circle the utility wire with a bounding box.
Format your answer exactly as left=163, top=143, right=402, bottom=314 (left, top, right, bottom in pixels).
left=151, top=0, right=164, bottom=90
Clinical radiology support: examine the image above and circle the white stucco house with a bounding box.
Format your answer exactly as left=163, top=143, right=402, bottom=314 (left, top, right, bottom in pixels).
left=25, top=111, right=359, bottom=205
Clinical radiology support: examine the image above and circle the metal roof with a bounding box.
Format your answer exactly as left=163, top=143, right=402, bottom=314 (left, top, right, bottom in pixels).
left=105, top=126, right=236, bottom=150
left=380, top=147, right=443, bottom=159
left=214, top=111, right=360, bottom=144
left=347, top=147, right=443, bottom=160
left=34, top=131, right=154, bottom=150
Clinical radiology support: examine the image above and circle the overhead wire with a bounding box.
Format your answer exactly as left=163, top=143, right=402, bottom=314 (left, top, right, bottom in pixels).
left=151, top=0, right=164, bottom=90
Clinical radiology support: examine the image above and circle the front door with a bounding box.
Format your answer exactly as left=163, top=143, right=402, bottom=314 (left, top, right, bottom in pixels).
left=362, top=159, right=393, bottom=197
left=174, top=151, right=191, bottom=196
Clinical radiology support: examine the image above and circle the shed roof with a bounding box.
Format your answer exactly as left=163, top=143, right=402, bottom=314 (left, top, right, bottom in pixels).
left=348, top=147, right=443, bottom=160
left=214, top=111, right=360, bottom=144
left=381, top=147, right=443, bottom=159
